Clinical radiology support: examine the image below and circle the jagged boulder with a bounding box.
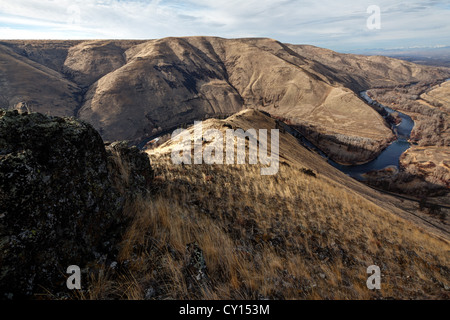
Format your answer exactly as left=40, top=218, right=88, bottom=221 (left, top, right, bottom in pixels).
left=0, top=109, right=152, bottom=298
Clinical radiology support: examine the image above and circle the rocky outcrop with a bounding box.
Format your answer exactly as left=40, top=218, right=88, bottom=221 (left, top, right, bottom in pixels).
left=183, top=242, right=210, bottom=295
left=293, top=122, right=394, bottom=165
left=400, top=146, right=450, bottom=189
left=106, top=141, right=154, bottom=197
left=0, top=109, right=153, bottom=299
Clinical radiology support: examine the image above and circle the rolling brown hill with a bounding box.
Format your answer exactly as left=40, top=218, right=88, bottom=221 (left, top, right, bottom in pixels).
left=0, top=43, right=81, bottom=117
left=2, top=107, right=448, bottom=299
left=1, top=37, right=449, bottom=165
left=420, top=80, right=450, bottom=111
left=94, top=108, right=449, bottom=300
left=287, top=44, right=450, bottom=90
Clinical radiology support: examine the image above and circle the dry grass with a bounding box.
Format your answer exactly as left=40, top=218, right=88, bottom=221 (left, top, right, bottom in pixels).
left=79, top=110, right=449, bottom=300
left=79, top=154, right=449, bottom=300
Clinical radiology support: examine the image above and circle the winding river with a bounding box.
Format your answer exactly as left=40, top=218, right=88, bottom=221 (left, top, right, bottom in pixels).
left=329, top=91, right=415, bottom=180
left=140, top=92, right=416, bottom=181
left=141, top=80, right=450, bottom=180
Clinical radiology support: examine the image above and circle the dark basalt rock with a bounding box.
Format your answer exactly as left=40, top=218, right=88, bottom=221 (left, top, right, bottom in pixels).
left=183, top=242, right=210, bottom=295
left=0, top=109, right=152, bottom=299
left=106, top=141, right=154, bottom=197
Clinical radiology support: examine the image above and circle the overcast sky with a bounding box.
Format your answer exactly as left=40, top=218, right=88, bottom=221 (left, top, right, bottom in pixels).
left=0, top=0, right=449, bottom=52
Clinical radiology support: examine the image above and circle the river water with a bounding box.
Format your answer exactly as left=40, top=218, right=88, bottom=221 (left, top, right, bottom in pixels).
left=329, top=91, right=415, bottom=180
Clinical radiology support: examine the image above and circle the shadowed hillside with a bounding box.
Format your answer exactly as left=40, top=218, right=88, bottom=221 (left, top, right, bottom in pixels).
left=0, top=44, right=81, bottom=117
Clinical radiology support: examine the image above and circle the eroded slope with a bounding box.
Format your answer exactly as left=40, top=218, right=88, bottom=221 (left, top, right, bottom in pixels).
left=0, top=44, right=81, bottom=116
left=2, top=38, right=449, bottom=165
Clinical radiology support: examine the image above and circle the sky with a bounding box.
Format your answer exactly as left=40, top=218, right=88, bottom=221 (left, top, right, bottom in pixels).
left=0, top=0, right=449, bottom=52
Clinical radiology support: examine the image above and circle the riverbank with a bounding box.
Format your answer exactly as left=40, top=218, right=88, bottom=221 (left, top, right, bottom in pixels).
left=365, top=79, right=450, bottom=194
left=329, top=91, right=415, bottom=180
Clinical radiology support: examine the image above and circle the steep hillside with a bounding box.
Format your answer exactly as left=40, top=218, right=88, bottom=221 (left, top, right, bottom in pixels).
left=0, top=40, right=82, bottom=74
left=148, top=109, right=450, bottom=237
left=62, top=40, right=146, bottom=88
left=0, top=44, right=81, bottom=117
left=94, top=109, right=449, bottom=300
left=1, top=108, right=448, bottom=299
left=2, top=38, right=449, bottom=166
left=288, top=44, right=450, bottom=90
left=0, top=109, right=153, bottom=298
left=77, top=37, right=396, bottom=165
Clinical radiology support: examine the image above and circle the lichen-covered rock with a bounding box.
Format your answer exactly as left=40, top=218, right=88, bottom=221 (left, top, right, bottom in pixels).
left=183, top=242, right=209, bottom=294
left=0, top=109, right=152, bottom=298
left=106, top=141, right=154, bottom=197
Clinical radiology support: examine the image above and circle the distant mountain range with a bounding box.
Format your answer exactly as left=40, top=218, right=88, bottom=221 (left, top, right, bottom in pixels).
left=349, top=46, right=450, bottom=68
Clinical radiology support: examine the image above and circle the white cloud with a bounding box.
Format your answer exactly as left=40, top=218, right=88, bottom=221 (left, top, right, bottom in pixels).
left=0, top=0, right=448, bottom=51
